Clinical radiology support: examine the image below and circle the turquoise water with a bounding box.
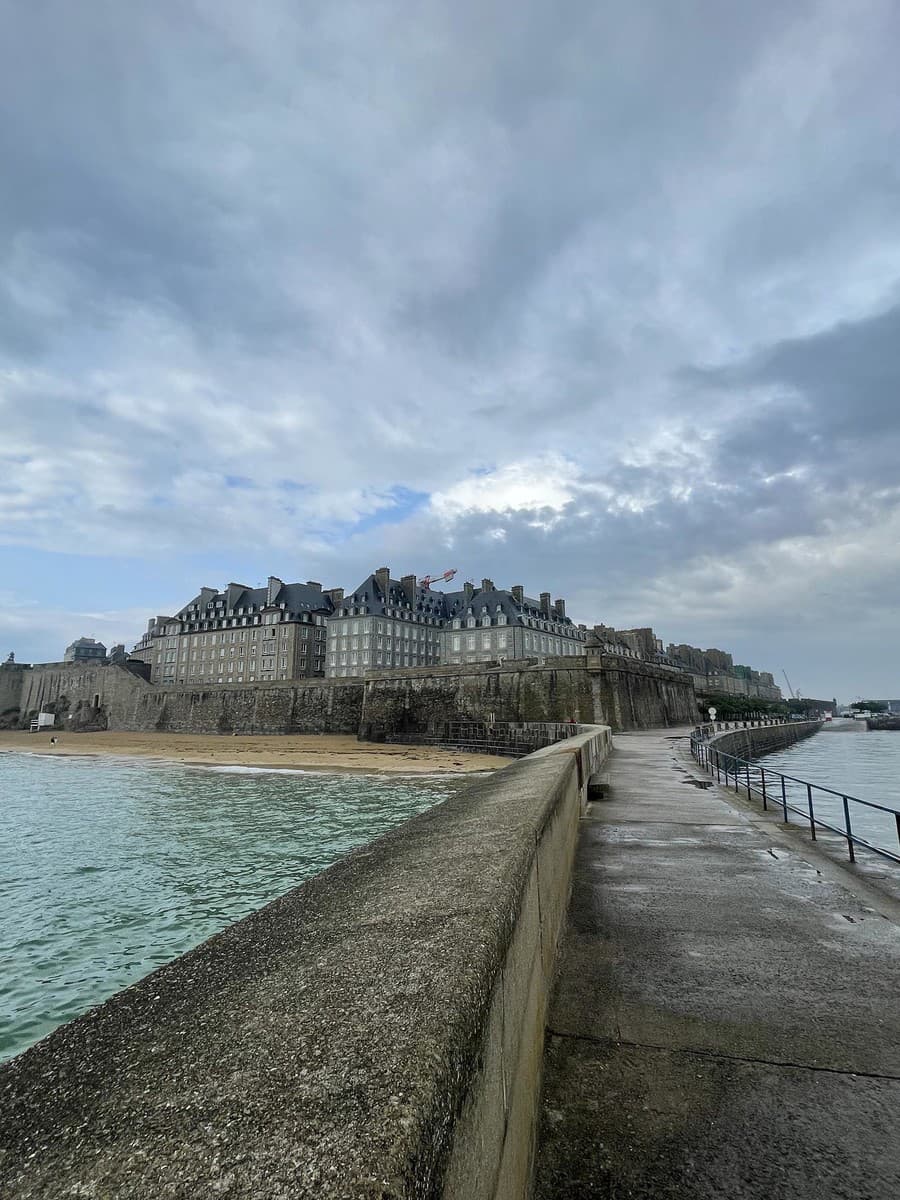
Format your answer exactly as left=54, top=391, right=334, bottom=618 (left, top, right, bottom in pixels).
left=0, top=752, right=466, bottom=1063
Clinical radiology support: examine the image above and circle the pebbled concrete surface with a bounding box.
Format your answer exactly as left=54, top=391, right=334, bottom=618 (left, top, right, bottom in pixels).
left=535, top=729, right=900, bottom=1199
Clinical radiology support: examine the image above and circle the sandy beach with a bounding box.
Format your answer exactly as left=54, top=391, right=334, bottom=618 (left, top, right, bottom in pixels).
left=0, top=731, right=505, bottom=775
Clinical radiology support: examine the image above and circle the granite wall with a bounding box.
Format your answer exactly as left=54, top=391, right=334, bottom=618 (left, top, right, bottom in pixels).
left=10, top=655, right=696, bottom=736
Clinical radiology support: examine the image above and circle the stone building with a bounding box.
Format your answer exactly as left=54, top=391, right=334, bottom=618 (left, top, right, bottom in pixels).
left=64, top=637, right=107, bottom=664
left=325, top=569, right=586, bottom=678
left=325, top=568, right=444, bottom=677
left=440, top=580, right=586, bottom=667
left=130, top=577, right=338, bottom=685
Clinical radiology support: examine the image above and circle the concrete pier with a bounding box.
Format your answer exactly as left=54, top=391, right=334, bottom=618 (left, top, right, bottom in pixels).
left=535, top=729, right=900, bottom=1199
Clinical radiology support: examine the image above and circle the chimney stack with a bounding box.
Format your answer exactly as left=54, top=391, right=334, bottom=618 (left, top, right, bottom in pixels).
left=306, top=580, right=322, bottom=590
left=463, top=581, right=474, bottom=604
left=481, top=578, right=494, bottom=592
left=266, top=576, right=283, bottom=606
left=325, top=587, right=344, bottom=607
left=554, top=598, right=566, bottom=619
left=511, top=585, right=524, bottom=605
left=400, top=574, right=417, bottom=606
left=540, top=591, right=552, bottom=617
left=375, top=566, right=391, bottom=598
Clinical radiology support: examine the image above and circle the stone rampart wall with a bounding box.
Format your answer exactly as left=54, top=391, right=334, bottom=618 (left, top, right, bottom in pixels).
left=11, top=655, right=696, bottom=736
left=708, top=720, right=822, bottom=761
left=589, top=653, right=697, bottom=729
left=0, top=726, right=612, bottom=1200
left=0, top=664, right=28, bottom=719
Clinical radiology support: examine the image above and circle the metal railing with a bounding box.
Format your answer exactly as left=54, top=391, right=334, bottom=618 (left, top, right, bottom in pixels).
left=690, top=729, right=900, bottom=864
left=384, top=720, right=587, bottom=758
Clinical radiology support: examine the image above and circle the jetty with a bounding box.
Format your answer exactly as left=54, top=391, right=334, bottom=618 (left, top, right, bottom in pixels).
left=2, top=721, right=899, bottom=1197
left=535, top=728, right=900, bottom=1198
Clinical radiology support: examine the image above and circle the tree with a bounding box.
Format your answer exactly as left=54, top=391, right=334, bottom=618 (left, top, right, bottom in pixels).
left=850, top=700, right=887, bottom=713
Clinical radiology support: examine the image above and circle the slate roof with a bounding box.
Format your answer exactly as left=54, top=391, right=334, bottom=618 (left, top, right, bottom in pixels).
left=341, top=574, right=576, bottom=629
left=176, top=581, right=334, bottom=621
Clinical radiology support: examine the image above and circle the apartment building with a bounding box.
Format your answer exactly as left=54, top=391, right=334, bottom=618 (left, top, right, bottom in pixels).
left=440, top=580, right=586, bottom=666
left=325, top=568, right=586, bottom=678
left=131, top=577, right=338, bottom=685
left=325, top=568, right=444, bottom=677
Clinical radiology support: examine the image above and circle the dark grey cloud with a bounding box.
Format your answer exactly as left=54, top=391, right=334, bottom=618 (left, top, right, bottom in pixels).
left=3, top=0, right=900, bottom=695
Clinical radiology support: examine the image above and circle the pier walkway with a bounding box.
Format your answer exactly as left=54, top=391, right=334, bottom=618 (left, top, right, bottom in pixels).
left=535, top=729, right=900, bottom=1199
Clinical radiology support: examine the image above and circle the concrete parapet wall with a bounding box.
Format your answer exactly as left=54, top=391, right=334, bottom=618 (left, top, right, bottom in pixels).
left=0, top=725, right=611, bottom=1199
left=708, top=720, right=821, bottom=761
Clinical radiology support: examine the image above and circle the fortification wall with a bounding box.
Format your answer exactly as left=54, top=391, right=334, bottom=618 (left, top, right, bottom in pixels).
left=358, top=659, right=595, bottom=741
left=588, top=654, right=697, bottom=730
left=0, top=726, right=612, bottom=1200
left=130, top=679, right=364, bottom=735
left=709, top=720, right=821, bottom=760
left=0, top=664, right=28, bottom=721
left=13, top=655, right=695, bottom=736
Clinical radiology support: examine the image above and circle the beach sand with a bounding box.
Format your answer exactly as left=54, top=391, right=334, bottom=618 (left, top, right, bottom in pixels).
left=0, top=730, right=505, bottom=775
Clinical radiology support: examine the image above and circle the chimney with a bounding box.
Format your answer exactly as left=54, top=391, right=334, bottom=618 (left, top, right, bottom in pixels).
left=540, top=591, right=552, bottom=617
left=375, top=566, right=391, bottom=598
left=400, top=574, right=417, bottom=606
left=463, top=581, right=474, bottom=604
left=481, top=578, right=494, bottom=592
left=511, top=585, right=524, bottom=605
left=554, top=598, right=566, bottom=619
left=306, top=580, right=322, bottom=590
left=266, top=576, right=283, bottom=606
left=325, top=587, right=344, bottom=607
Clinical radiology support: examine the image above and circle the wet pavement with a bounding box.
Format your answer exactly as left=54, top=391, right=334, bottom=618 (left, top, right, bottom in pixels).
left=535, top=729, right=900, bottom=1199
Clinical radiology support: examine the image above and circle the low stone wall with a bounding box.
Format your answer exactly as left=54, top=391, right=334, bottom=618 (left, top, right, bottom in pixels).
left=0, top=726, right=611, bottom=1200
left=708, top=720, right=822, bottom=761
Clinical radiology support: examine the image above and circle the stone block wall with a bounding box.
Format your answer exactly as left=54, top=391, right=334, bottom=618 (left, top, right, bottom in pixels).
left=358, top=659, right=596, bottom=742
left=708, top=720, right=821, bottom=762
left=9, top=655, right=696, bottom=736
left=588, top=654, right=698, bottom=730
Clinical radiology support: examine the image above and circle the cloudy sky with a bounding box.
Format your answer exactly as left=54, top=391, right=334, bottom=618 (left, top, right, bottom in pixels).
left=2, top=0, right=899, bottom=700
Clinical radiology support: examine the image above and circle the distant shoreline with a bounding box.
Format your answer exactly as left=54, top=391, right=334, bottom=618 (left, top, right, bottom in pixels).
left=0, top=731, right=505, bottom=776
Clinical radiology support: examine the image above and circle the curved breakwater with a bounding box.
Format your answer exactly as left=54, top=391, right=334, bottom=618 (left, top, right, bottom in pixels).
left=751, top=722, right=900, bottom=854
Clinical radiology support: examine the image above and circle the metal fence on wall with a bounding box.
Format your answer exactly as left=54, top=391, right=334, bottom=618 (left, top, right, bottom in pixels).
left=690, top=728, right=900, bottom=865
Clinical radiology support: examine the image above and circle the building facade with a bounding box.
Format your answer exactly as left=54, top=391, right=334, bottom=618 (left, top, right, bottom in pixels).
left=130, top=577, right=338, bottom=686
left=64, top=637, right=107, bottom=664
left=325, top=569, right=587, bottom=678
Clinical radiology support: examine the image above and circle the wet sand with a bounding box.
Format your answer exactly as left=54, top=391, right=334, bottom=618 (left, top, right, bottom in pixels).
left=0, top=731, right=505, bottom=775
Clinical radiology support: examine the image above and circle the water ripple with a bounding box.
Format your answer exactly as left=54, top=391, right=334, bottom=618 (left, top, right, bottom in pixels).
left=0, top=753, right=462, bottom=1062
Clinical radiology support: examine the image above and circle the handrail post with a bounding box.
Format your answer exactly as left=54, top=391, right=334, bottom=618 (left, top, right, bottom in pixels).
left=745, top=762, right=752, bottom=799
left=896, top=812, right=900, bottom=855
left=780, top=776, right=788, bottom=823
left=760, top=768, right=767, bottom=811
left=806, top=783, right=816, bottom=840
left=842, top=796, right=855, bottom=862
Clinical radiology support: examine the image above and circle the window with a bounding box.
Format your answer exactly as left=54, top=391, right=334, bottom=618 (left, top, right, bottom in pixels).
left=452, top=635, right=461, bottom=652
left=467, top=634, right=476, bottom=651
left=481, top=633, right=491, bottom=650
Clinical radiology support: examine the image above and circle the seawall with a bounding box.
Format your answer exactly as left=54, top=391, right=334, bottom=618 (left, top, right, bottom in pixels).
left=0, top=725, right=611, bottom=1199
left=707, top=720, right=822, bottom=760
left=8, top=656, right=695, bottom=735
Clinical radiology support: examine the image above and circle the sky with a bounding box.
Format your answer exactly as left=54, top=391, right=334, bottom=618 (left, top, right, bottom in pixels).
left=2, top=0, right=899, bottom=701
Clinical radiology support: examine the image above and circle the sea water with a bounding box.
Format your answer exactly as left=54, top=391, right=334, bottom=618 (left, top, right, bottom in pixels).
left=0, top=751, right=467, bottom=1062
left=752, top=722, right=900, bottom=853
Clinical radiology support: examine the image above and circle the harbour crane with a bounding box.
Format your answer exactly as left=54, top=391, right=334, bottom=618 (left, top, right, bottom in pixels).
left=419, top=568, right=458, bottom=589
left=782, top=669, right=799, bottom=700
